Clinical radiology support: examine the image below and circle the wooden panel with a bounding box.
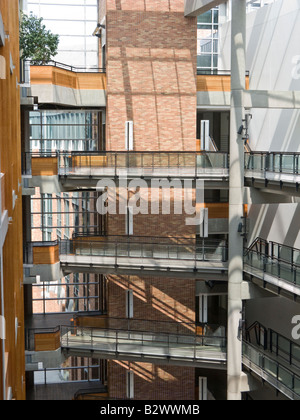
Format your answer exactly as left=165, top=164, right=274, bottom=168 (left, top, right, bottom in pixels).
left=77, top=73, right=107, bottom=90
left=196, top=203, right=229, bottom=219
left=73, top=155, right=107, bottom=168
left=75, top=316, right=108, bottom=329
left=33, top=245, right=59, bottom=265
left=197, top=75, right=250, bottom=92
left=30, top=66, right=107, bottom=90
left=34, top=331, right=60, bottom=351
left=75, top=392, right=109, bottom=401
left=32, top=157, right=58, bottom=176
left=196, top=326, right=204, bottom=335
left=0, top=0, right=26, bottom=400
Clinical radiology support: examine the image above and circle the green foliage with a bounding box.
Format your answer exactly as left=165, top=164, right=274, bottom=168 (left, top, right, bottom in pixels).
left=20, top=11, right=59, bottom=64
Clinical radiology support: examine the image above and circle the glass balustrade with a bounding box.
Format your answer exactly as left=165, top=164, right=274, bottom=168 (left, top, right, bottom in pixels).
left=245, top=152, right=300, bottom=175
left=244, top=240, right=300, bottom=287
left=60, top=323, right=227, bottom=362
left=21, top=151, right=229, bottom=177
left=243, top=342, right=300, bottom=399
left=58, top=237, right=228, bottom=264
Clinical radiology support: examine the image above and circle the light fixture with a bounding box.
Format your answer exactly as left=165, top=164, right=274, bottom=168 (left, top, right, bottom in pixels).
left=92, top=23, right=105, bottom=38
left=237, top=125, right=244, bottom=135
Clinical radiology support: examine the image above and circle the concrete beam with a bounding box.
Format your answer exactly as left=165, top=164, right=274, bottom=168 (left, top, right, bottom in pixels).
left=245, top=90, right=300, bottom=109
left=30, top=263, right=62, bottom=283
left=243, top=187, right=300, bottom=204
left=184, top=0, right=227, bottom=17
left=29, top=84, right=106, bottom=108
left=240, top=372, right=260, bottom=393
left=198, top=90, right=300, bottom=111
left=241, top=281, right=275, bottom=300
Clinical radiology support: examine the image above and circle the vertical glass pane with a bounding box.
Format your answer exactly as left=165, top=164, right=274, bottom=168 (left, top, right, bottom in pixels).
left=278, top=335, right=291, bottom=363
left=278, top=366, right=293, bottom=389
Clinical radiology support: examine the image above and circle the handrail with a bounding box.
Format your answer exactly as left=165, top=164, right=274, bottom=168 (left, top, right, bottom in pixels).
left=245, top=237, right=300, bottom=266
left=243, top=341, right=300, bottom=399
left=245, top=237, right=268, bottom=255
left=245, top=321, right=300, bottom=369
left=197, top=69, right=250, bottom=76
left=29, top=236, right=225, bottom=246
left=60, top=324, right=227, bottom=354
left=27, top=59, right=106, bottom=74
left=26, top=319, right=227, bottom=342
left=58, top=236, right=228, bottom=263
left=245, top=151, right=300, bottom=175
left=244, top=237, right=300, bottom=287
left=22, top=151, right=230, bottom=178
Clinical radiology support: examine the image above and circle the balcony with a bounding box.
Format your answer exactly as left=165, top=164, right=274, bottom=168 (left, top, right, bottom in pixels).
left=27, top=60, right=106, bottom=107
left=244, top=238, right=300, bottom=297
left=245, top=152, right=300, bottom=195
left=23, top=151, right=230, bottom=191
left=60, top=317, right=227, bottom=368
left=59, top=236, right=228, bottom=280
left=197, top=70, right=250, bottom=109
left=243, top=342, right=300, bottom=400
left=24, top=241, right=61, bottom=284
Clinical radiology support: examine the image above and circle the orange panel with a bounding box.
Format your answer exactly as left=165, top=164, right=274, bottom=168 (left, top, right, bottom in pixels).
left=75, top=316, right=108, bottom=329
left=196, top=203, right=229, bottom=219
left=73, top=155, right=107, bottom=168
left=30, top=66, right=107, bottom=90
left=197, top=75, right=250, bottom=92
left=34, top=332, right=61, bottom=351
left=33, top=245, right=59, bottom=265
left=32, top=157, right=58, bottom=176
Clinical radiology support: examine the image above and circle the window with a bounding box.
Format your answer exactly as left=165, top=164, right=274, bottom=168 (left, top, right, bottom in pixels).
left=32, top=274, right=104, bottom=315
left=126, top=371, right=134, bottom=399
left=126, top=206, right=134, bottom=235
left=28, top=110, right=100, bottom=153
left=42, top=193, right=52, bottom=241
left=125, top=121, right=134, bottom=151
left=126, top=289, right=134, bottom=319
left=197, top=8, right=219, bottom=73
left=199, top=377, right=208, bottom=401
left=25, top=0, right=99, bottom=68
left=199, top=295, right=208, bottom=323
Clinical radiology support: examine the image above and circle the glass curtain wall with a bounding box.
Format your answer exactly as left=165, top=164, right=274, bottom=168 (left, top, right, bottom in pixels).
left=197, top=8, right=219, bottom=73
left=25, top=0, right=99, bottom=68
left=29, top=110, right=100, bottom=153
left=246, top=0, right=277, bottom=13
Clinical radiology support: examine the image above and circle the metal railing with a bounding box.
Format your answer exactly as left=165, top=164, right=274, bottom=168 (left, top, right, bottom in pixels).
left=243, top=341, right=300, bottom=399
left=22, top=151, right=230, bottom=178
left=245, top=321, right=300, bottom=371
left=244, top=238, right=300, bottom=287
left=27, top=59, right=106, bottom=74
left=245, top=152, right=300, bottom=175
left=57, top=151, right=229, bottom=177
left=61, top=322, right=227, bottom=362
left=25, top=318, right=227, bottom=365
left=59, top=236, right=229, bottom=264
left=197, top=69, right=250, bottom=76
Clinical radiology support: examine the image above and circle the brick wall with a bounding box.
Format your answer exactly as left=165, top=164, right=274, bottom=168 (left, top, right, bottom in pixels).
left=108, top=360, right=195, bottom=400
left=107, top=274, right=195, bottom=326
left=105, top=0, right=197, bottom=151
left=104, top=0, right=197, bottom=400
